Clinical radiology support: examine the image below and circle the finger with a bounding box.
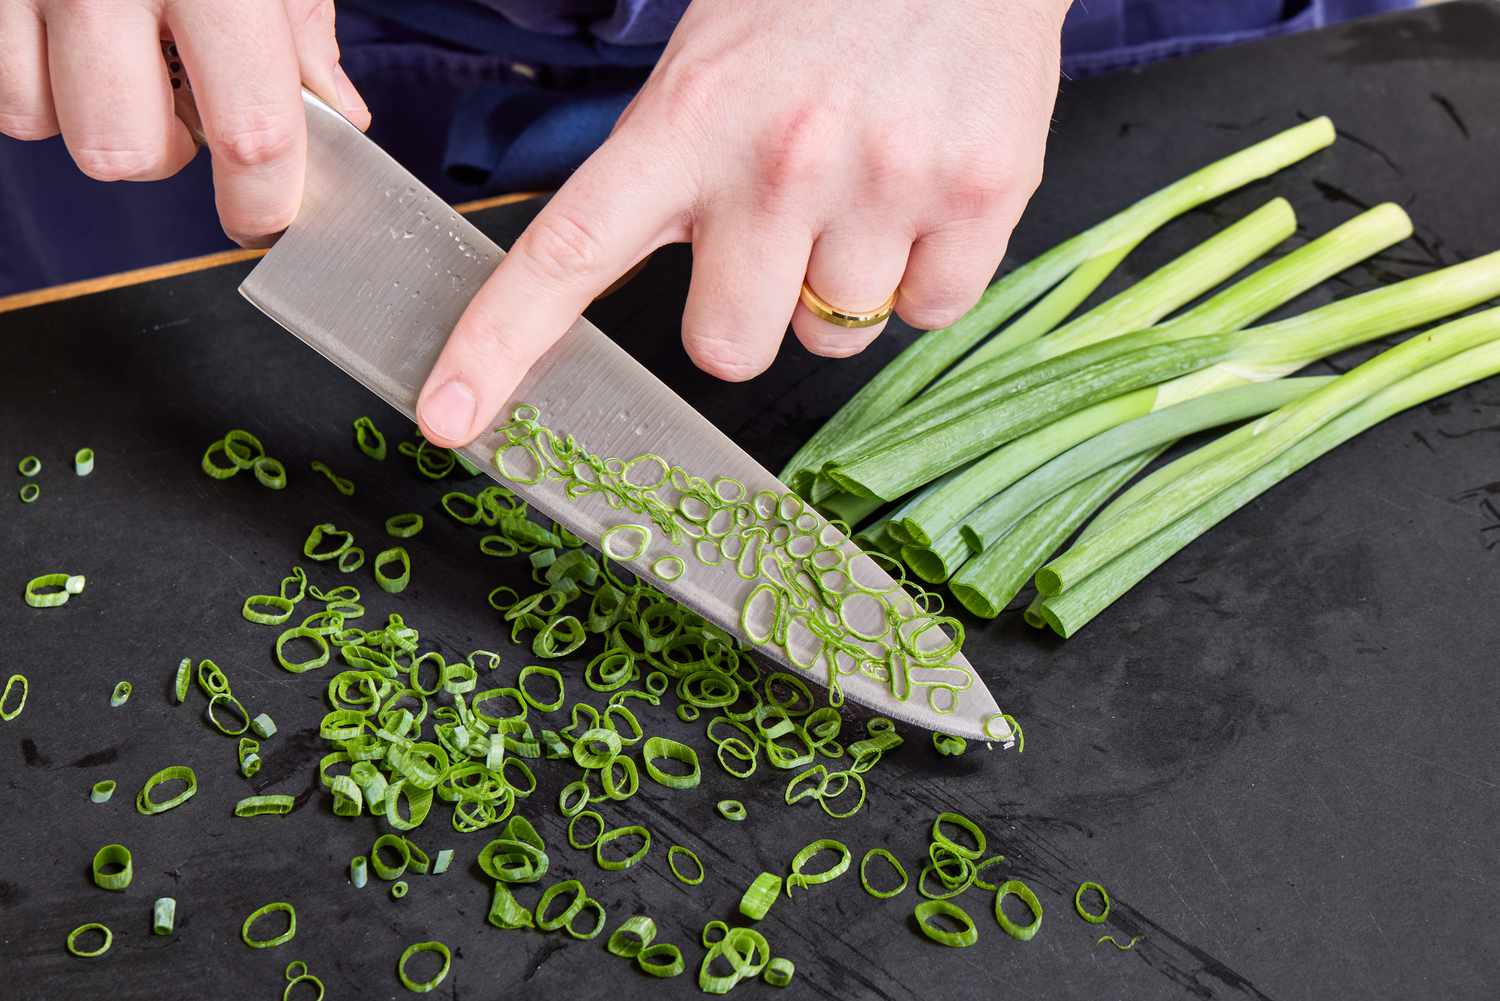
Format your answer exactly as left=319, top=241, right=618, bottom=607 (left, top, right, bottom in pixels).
left=681, top=207, right=811, bottom=382
left=897, top=216, right=1017, bottom=331
left=416, top=138, right=691, bottom=448
left=168, top=0, right=305, bottom=244
left=46, top=1, right=195, bottom=180
left=0, top=0, right=59, bottom=140
left=282, top=0, right=370, bottom=131
left=791, top=226, right=910, bottom=357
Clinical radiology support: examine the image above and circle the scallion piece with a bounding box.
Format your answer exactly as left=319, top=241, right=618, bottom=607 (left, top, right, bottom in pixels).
left=1098, top=933, right=1143, bottom=951
left=310, top=460, right=355, bottom=496
left=153, top=897, right=176, bottom=936
left=637, top=943, right=685, bottom=978
left=91, top=843, right=132, bottom=891
left=242, top=902, right=297, bottom=949
left=1, top=674, right=29, bottom=721
left=136, top=765, right=197, bottom=815
left=390, top=880, right=409, bottom=900
left=74, top=448, right=94, bottom=476
left=106, top=680, right=131, bottom=707
left=234, top=794, right=295, bottom=817
left=993, top=879, right=1044, bottom=941
left=668, top=845, right=704, bottom=886
left=353, top=416, right=387, bottom=460
left=251, top=712, right=278, bottom=739
left=253, top=455, right=287, bottom=489
left=786, top=839, right=851, bottom=895
left=373, top=546, right=411, bottom=593
left=90, top=780, right=116, bottom=804
left=173, top=658, right=192, bottom=703
left=738, top=872, right=782, bottom=921
left=24, top=572, right=75, bottom=608
left=18, top=482, right=39, bottom=503
left=66, top=922, right=112, bottom=958
left=607, top=915, right=656, bottom=958
left=859, top=848, right=909, bottom=899
left=1075, top=881, right=1111, bottom=923
left=18, top=455, right=41, bottom=476
left=350, top=855, right=369, bottom=889
left=595, top=825, right=650, bottom=871
left=914, top=899, right=978, bottom=948
left=385, top=513, right=424, bottom=538
left=763, top=957, right=795, bottom=988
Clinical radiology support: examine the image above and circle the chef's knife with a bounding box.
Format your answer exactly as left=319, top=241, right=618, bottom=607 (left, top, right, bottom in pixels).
left=194, top=80, right=1009, bottom=742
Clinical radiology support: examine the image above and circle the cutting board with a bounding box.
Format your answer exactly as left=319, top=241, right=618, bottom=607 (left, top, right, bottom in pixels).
left=2, top=4, right=1497, bottom=999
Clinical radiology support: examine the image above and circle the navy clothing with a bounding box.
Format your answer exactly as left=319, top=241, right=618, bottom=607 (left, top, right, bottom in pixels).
left=0, top=0, right=1414, bottom=296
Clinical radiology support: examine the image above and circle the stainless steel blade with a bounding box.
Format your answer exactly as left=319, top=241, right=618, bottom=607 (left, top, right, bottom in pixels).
left=238, top=91, right=1010, bottom=743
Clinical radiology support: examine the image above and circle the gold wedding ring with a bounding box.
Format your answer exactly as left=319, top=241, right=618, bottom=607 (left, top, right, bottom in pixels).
left=799, top=281, right=897, bottom=329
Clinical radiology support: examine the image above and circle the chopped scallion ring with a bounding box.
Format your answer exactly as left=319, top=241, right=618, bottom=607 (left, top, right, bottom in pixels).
left=373, top=546, right=411, bottom=593
left=90, top=779, right=116, bottom=803
left=275, top=627, right=330, bottom=674
left=786, top=838, right=851, bottom=895
left=283, top=972, right=325, bottom=1001
left=668, top=845, right=704, bottom=886
left=567, top=810, right=604, bottom=850
left=19, top=482, right=39, bottom=503
left=763, top=957, right=795, bottom=988
left=234, top=794, right=295, bottom=817
left=66, top=922, right=112, bottom=958
left=932, top=811, right=986, bottom=860
left=607, top=915, right=656, bottom=958
left=17, top=455, right=41, bottom=476
left=1097, top=933, right=1142, bottom=951
left=242, top=902, right=297, bottom=949
left=391, top=880, right=409, bottom=900
left=337, top=547, right=365, bottom=573
left=516, top=664, right=564, bottom=712
left=136, top=765, right=197, bottom=815
left=651, top=555, right=685, bottom=582
left=993, top=879, right=1043, bottom=941
left=566, top=897, right=607, bottom=940
left=251, top=713, right=278, bottom=739
left=594, top=825, right=650, bottom=871
left=914, top=899, right=978, bottom=948
left=431, top=849, right=454, bottom=875
left=254, top=455, right=287, bottom=489
left=153, top=897, right=176, bottom=935
left=385, top=513, right=423, bottom=538
left=224, top=430, right=264, bottom=468
left=739, top=872, right=782, bottom=921
left=932, top=732, right=967, bottom=756
left=535, top=880, right=588, bottom=930
left=701, top=920, right=728, bottom=948
left=716, top=799, right=746, bottom=822
left=637, top=943, right=684, bottom=978
left=487, top=883, right=534, bottom=930
left=243, top=594, right=296, bottom=625
left=109, top=681, right=132, bottom=707
left=1, top=674, right=29, bottom=721
left=74, top=448, right=95, bottom=476
left=91, top=843, right=133, bottom=891
left=206, top=693, right=251, bottom=735
left=350, top=856, right=369, bottom=889
left=643, top=736, right=700, bottom=790
left=201, top=439, right=239, bottom=479
left=1075, top=881, right=1111, bottom=924
left=372, top=834, right=410, bottom=880
left=310, top=460, right=355, bottom=496
left=24, top=573, right=74, bottom=608
left=173, top=658, right=191, bottom=703
left=859, top=848, right=908, bottom=899
left=353, top=417, right=387, bottom=460
left=303, top=523, right=354, bottom=561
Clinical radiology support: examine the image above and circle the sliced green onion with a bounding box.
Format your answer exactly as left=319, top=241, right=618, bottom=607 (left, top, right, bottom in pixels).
left=243, top=594, right=297, bottom=625
left=0, top=674, right=26, bottom=721
left=253, top=455, right=287, bottom=489
left=91, top=843, right=132, bottom=891
left=303, top=523, right=354, bottom=561
left=739, top=872, right=782, bottom=921
left=234, top=794, right=295, bottom=816
left=642, top=736, right=700, bottom=789
left=173, top=658, right=191, bottom=703
left=567, top=810, right=604, bottom=850
left=373, top=546, right=411, bottom=593
left=353, top=416, right=387, bottom=460
left=251, top=712, right=278, bottom=739
left=1097, top=933, right=1143, bottom=951
left=535, top=879, right=588, bottom=931
left=243, top=902, right=297, bottom=949
left=431, top=849, right=454, bottom=875
left=516, top=664, right=564, bottom=712
left=716, top=799, right=746, bottom=822
left=24, top=572, right=74, bottom=608
left=763, top=957, right=795, bottom=988
left=18, top=455, right=41, bottom=476
left=206, top=692, right=251, bottom=735
left=992, top=878, right=1043, bottom=941
left=397, top=940, right=450, bottom=993
left=153, top=897, right=176, bottom=935
left=932, top=812, right=986, bottom=860
left=390, top=880, right=409, bottom=900
left=786, top=838, right=851, bottom=895
left=1075, top=881, right=1110, bottom=923
left=224, top=429, right=264, bottom=468
left=74, top=448, right=94, bottom=476
left=487, top=883, right=535, bottom=929
left=567, top=897, right=606, bottom=940
left=372, top=833, right=411, bottom=879
left=19, top=482, right=39, bottom=503
left=859, top=848, right=908, bottom=898
left=385, top=513, right=423, bottom=538
left=350, top=855, right=369, bottom=888
left=337, top=547, right=365, bottom=573
left=201, top=439, right=239, bottom=479
left=90, top=780, right=116, bottom=804
left=914, top=899, right=978, bottom=948
left=668, top=845, right=704, bottom=886
left=637, top=943, right=685, bottom=978
left=310, top=460, right=355, bottom=496
left=607, top=915, right=657, bottom=958
left=595, top=825, right=650, bottom=871
left=932, top=733, right=967, bottom=756
left=136, top=765, right=197, bottom=814
left=66, top=922, right=112, bottom=958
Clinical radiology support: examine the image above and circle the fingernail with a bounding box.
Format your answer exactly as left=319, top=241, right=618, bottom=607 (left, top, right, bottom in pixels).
left=333, top=64, right=368, bottom=121
left=420, top=378, right=476, bottom=443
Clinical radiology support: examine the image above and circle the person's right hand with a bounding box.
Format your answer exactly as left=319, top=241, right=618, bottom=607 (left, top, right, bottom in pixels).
left=0, top=0, right=370, bottom=246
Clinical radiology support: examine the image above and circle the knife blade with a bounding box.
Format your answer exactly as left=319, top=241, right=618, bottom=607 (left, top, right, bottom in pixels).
left=235, top=90, right=1010, bottom=743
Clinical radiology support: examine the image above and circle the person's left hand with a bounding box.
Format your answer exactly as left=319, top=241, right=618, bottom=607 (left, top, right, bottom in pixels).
left=416, top=0, right=1068, bottom=448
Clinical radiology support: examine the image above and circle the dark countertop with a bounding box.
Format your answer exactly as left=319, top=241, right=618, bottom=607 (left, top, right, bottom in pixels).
left=2, top=3, right=1498, bottom=999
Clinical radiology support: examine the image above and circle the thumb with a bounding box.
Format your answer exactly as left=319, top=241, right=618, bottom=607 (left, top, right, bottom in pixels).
left=416, top=139, right=689, bottom=448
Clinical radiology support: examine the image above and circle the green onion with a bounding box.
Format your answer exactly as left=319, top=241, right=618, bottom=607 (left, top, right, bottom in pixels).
left=18, top=482, right=39, bottom=503
left=786, top=838, right=851, bottom=895
left=1040, top=303, right=1500, bottom=596
left=397, top=940, right=451, bottom=993
left=136, top=765, right=197, bottom=814
left=763, top=957, right=796, bottom=988
left=66, top=922, right=112, bottom=958
left=637, top=943, right=685, bottom=977
left=1035, top=319, right=1500, bottom=635
left=253, top=455, right=286, bottom=489
left=91, top=843, right=132, bottom=891
left=859, top=848, right=908, bottom=898
left=242, top=902, right=297, bottom=948
left=716, top=799, right=746, bottom=822
left=234, top=794, right=295, bottom=816
left=310, top=460, right=355, bottom=496
left=89, top=779, right=115, bottom=803
left=668, top=845, right=704, bottom=885
left=152, top=897, right=176, bottom=936
left=739, top=872, right=783, bottom=920
left=913, top=899, right=978, bottom=948
left=993, top=879, right=1044, bottom=941
left=350, top=856, right=369, bottom=889
left=780, top=117, right=1336, bottom=491
left=1098, top=934, right=1143, bottom=951
left=74, top=448, right=94, bottom=476
left=385, top=513, right=424, bottom=537
left=607, top=915, right=656, bottom=958
left=1075, top=882, right=1111, bottom=923
left=0, top=674, right=27, bottom=721
left=353, top=416, right=387, bottom=460
left=390, top=880, right=409, bottom=900
left=17, top=455, right=41, bottom=476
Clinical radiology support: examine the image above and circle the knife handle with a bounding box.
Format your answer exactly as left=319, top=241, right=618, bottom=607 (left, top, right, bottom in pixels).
left=160, top=40, right=207, bottom=146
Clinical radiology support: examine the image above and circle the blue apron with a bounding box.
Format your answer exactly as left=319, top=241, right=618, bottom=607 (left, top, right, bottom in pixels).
left=0, top=0, right=1413, bottom=296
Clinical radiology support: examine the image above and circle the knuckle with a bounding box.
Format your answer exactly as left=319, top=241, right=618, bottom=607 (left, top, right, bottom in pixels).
left=518, top=207, right=610, bottom=287
left=70, top=143, right=164, bottom=181
left=796, top=324, right=880, bottom=360
left=289, top=0, right=338, bottom=33
left=210, top=109, right=300, bottom=170
left=651, top=57, right=719, bottom=130
left=898, top=282, right=974, bottom=330
left=753, top=105, right=831, bottom=209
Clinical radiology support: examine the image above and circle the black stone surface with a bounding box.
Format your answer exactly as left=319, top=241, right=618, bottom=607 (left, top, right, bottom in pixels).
left=2, top=4, right=1498, bottom=999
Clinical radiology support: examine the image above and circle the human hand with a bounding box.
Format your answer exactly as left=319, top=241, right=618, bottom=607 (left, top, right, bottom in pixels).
left=417, top=0, right=1068, bottom=448
left=0, top=0, right=370, bottom=246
